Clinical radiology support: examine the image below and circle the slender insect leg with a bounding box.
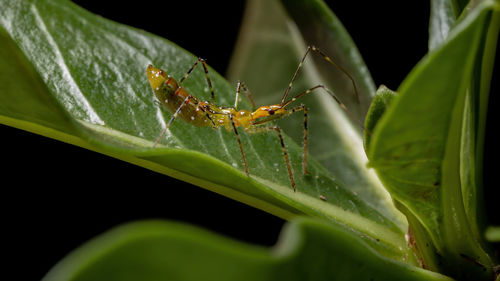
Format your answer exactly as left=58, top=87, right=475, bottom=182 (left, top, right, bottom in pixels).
left=178, top=57, right=215, bottom=101
left=281, top=46, right=312, bottom=105
left=284, top=84, right=365, bottom=130
left=229, top=114, right=249, bottom=176
left=153, top=95, right=193, bottom=147
left=268, top=126, right=296, bottom=191
left=249, top=125, right=296, bottom=191
left=280, top=45, right=359, bottom=106
left=308, top=46, right=359, bottom=105
left=234, top=80, right=256, bottom=110
left=290, top=105, right=309, bottom=175
left=196, top=104, right=216, bottom=127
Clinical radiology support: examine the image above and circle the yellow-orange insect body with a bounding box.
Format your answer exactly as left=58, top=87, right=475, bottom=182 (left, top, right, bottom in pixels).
left=147, top=65, right=291, bottom=131
left=147, top=46, right=358, bottom=191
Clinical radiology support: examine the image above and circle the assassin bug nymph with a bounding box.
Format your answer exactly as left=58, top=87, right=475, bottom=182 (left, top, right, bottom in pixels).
left=147, top=46, right=359, bottom=191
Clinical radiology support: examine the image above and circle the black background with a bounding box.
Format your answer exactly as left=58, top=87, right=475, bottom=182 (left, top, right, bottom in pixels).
left=2, top=1, right=498, bottom=280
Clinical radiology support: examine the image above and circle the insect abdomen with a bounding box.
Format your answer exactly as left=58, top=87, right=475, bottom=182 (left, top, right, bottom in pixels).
left=162, top=86, right=214, bottom=127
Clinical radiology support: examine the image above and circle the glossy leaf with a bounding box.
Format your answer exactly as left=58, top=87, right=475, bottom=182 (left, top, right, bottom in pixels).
left=0, top=0, right=409, bottom=262
left=368, top=0, right=499, bottom=278
left=42, top=218, right=453, bottom=281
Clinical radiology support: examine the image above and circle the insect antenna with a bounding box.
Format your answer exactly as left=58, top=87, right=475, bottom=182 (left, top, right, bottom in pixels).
left=281, top=45, right=360, bottom=107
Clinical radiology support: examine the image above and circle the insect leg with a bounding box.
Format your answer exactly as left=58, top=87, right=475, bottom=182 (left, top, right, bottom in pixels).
left=196, top=104, right=216, bottom=127
left=249, top=125, right=296, bottom=191
left=153, top=95, right=193, bottom=147
left=229, top=114, right=249, bottom=176
left=234, top=80, right=256, bottom=110
left=281, top=46, right=312, bottom=105
left=269, top=126, right=295, bottom=191
left=178, top=57, right=216, bottom=101
left=280, top=45, right=359, bottom=106
left=308, top=46, right=359, bottom=105
left=289, top=105, right=309, bottom=175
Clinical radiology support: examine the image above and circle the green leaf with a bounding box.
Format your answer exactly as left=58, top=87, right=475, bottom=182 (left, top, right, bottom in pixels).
left=463, top=0, right=500, bottom=242
left=0, top=23, right=78, bottom=141
left=429, top=0, right=499, bottom=246
left=368, top=0, right=499, bottom=278
left=0, top=0, right=408, bottom=262
left=42, top=218, right=454, bottom=281
left=227, top=0, right=406, bottom=239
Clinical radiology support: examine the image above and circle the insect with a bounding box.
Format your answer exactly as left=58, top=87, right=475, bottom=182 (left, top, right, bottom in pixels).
left=146, top=45, right=358, bottom=191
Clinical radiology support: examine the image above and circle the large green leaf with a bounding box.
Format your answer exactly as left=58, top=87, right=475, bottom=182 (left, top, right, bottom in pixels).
left=461, top=0, right=500, bottom=243
left=0, top=0, right=409, bottom=261
left=42, top=218, right=453, bottom=281
left=368, top=0, right=499, bottom=278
